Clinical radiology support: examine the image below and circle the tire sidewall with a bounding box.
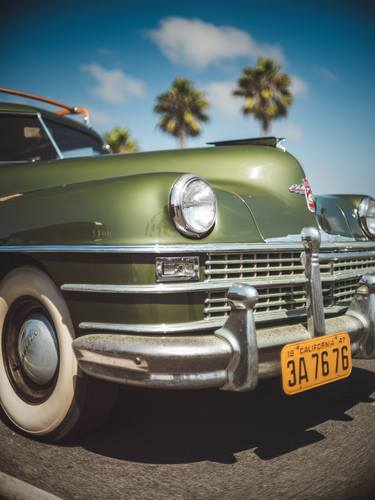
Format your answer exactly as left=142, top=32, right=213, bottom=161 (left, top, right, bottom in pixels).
left=0, top=266, right=78, bottom=437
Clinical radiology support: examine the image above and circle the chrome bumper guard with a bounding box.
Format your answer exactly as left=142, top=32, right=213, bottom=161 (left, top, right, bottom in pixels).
left=72, top=228, right=375, bottom=391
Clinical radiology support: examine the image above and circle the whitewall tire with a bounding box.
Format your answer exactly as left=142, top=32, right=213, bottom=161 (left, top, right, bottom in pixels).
left=0, top=266, right=117, bottom=441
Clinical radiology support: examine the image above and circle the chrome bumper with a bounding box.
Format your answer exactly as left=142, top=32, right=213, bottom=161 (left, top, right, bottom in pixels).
left=72, top=228, right=375, bottom=391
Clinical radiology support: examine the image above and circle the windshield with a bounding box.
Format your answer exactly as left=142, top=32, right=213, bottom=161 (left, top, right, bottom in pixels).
left=44, top=118, right=105, bottom=158
left=0, top=114, right=56, bottom=162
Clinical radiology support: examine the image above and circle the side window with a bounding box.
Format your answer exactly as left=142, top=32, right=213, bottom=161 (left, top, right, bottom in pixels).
left=44, top=119, right=104, bottom=158
left=0, top=114, right=57, bottom=162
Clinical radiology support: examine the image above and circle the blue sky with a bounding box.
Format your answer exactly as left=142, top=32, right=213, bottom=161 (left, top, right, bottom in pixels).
left=2, top=1, right=375, bottom=196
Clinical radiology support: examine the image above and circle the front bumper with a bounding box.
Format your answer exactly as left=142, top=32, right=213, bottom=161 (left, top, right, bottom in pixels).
left=72, top=314, right=365, bottom=390
left=72, top=228, right=375, bottom=391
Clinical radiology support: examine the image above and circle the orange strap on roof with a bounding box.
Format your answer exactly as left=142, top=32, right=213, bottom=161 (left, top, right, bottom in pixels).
left=0, top=87, right=90, bottom=124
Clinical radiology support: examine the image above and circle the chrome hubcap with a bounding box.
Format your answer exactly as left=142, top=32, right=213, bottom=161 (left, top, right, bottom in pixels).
left=3, top=297, right=60, bottom=403
left=17, top=313, right=58, bottom=386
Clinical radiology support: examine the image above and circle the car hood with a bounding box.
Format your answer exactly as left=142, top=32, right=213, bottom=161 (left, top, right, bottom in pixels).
left=0, top=145, right=318, bottom=242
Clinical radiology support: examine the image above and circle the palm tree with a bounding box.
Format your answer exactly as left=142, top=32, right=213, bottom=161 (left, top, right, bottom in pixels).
left=154, top=77, right=209, bottom=148
left=233, top=57, right=293, bottom=134
left=103, top=127, right=139, bottom=153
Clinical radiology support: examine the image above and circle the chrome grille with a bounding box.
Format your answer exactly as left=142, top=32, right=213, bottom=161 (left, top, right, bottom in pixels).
left=205, top=252, right=331, bottom=280
left=204, top=250, right=375, bottom=322
left=333, top=257, right=375, bottom=274
left=333, top=277, right=360, bottom=305
left=205, top=284, right=333, bottom=321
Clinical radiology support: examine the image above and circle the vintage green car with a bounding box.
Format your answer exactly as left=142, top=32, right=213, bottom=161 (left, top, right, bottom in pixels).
left=0, top=90, right=375, bottom=442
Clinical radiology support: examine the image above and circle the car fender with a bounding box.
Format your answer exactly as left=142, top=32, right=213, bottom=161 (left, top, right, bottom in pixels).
left=0, top=171, right=263, bottom=246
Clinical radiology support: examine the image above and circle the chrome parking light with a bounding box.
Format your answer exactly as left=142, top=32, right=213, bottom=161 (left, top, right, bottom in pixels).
left=155, top=256, right=199, bottom=282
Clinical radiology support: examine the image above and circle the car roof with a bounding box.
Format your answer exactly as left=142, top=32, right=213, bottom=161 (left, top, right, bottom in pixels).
left=0, top=101, right=103, bottom=143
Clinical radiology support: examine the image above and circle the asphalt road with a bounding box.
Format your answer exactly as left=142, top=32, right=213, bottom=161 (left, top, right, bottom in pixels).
left=1, top=359, right=375, bottom=500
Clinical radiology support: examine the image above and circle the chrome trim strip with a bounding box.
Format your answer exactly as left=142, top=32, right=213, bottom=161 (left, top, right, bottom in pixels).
left=266, top=232, right=357, bottom=244
left=79, top=319, right=224, bottom=334
left=37, top=113, right=64, bottom=159
left=1, top=242, right=375, bottom=254
left=61, top=267, right=374, bottom=295
left=78, top=304, right=350, bottom=335
left=61, top=277, right=308, bottom=294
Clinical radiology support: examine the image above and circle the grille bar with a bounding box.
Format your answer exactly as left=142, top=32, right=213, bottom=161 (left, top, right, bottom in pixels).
left=206, top=257, right=302, bottom=265
left=205, top=264, right=306, bottom=275
left=334, top=290, right=355, bottom=299
left=333, top=259, right=375, bottom=271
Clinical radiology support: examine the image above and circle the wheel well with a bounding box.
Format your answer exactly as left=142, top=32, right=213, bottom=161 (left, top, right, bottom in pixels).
left=0, top=253, right=47, bottom=283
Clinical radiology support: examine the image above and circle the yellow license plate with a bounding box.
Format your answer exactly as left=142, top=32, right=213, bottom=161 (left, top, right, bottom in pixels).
left=281, top=332, right=352, bottom=395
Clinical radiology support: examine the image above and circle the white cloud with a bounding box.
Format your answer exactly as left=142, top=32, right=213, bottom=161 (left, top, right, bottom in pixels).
left=290, top=75, right=308, bottom=96
left=206, top=80, right=240, bottom=116
left=273, top=122, right=303, bottom=141
left=314, top=66, right=337, bottom=82
left=89, top=109, right=111, bottom=127
left=148, top=17, right=285, bottom=68
left=81, top=63, right=145, bottom=104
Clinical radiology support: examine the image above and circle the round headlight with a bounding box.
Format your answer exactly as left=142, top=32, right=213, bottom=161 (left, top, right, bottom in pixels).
left=358, top=196, right=375, bottom=238
left=169, top=174, right=217, bottom=238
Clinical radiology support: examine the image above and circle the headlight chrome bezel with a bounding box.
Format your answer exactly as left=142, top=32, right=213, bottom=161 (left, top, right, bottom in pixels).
left=358, top=196, right=375, bottom=239
left=169, top=174, right=217, bottom=238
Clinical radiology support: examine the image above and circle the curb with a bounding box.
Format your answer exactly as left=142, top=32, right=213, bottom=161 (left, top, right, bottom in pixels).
left=0, top=471, right=62, bottom=500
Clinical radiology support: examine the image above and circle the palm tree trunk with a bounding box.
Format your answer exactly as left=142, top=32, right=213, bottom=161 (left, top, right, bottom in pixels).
left=177, top=132, right=185, bottom=149
left=261, top=117, right=270, bottom=135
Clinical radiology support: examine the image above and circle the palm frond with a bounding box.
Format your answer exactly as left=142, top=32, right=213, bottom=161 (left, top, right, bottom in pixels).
left=233, top=57, right=293, bottom=133
left=103, top=126, right=139, bottom=153
left=154, top=77, right=209, bottom=148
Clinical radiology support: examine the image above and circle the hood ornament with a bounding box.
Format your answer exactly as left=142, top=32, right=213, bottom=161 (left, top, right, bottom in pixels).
left=289, top=177, right=316, bottom=212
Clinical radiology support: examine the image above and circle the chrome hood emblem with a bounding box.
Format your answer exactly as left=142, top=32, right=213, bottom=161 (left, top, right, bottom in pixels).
left=289, top=177, right=316, bottom=212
